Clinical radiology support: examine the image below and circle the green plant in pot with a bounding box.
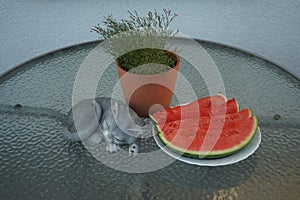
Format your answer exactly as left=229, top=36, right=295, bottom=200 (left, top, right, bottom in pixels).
left=92, top=9, right=180, bottom=117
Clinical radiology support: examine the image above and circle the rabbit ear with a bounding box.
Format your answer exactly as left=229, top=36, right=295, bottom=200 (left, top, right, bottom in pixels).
left=92, top=99, right=102, bottom=123
left=102, top=117, right=111, bottom=131
left=111, top=100, right=119, bottom=119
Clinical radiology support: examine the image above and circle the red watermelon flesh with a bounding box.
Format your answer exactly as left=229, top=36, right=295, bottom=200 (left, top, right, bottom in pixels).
left=150, top=94, right=226, bottom=123
left=168, top=94, right=227, bottom=113
left=158, top=108, right=252, bottom=133
left=150, top=98, right=239, bottom=125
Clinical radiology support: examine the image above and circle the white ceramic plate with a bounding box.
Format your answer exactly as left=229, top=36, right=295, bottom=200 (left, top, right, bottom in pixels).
left=153, top=127, right=261, bottom=166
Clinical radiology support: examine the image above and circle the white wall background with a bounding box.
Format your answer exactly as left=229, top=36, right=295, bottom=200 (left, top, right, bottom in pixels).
left=1, top=0, right=299, bottom=78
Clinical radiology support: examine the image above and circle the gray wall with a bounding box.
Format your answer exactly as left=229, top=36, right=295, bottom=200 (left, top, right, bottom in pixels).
left=1, top=0, right=299, bottom=77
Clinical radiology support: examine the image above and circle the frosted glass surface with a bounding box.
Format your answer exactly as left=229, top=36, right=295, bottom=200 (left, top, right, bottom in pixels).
left=0, top=40, right=299, bottom=199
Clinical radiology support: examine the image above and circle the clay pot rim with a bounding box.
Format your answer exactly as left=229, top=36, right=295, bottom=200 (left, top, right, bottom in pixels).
left=116, top=50, right=180, bottom=78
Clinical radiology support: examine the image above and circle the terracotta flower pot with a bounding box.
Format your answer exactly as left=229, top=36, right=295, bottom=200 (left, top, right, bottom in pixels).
left=116, top=51, right=180, bottom=117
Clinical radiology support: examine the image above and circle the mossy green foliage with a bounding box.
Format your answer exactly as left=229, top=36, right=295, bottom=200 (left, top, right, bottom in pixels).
left=92, top=9, right=179, bottom=75
left=117, top=48, right=177, bottom=74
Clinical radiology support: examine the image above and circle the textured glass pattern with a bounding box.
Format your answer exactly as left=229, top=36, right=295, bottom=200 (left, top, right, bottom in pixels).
left=0, top=40, right=299, bottom=199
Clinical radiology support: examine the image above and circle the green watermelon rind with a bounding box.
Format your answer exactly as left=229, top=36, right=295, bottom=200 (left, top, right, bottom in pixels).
left=235, top=99, right=240, bottom=112
left=157, top=114, right=258, bottom=159
left=216, top=93, right=228, bottom=102
left=149, top=114, right=158, bottom=124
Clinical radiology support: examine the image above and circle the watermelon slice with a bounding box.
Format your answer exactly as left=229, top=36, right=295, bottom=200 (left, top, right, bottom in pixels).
left=158, top=116, right=258, bottom=158
left=150, top=95, right=258, bottom=159
left=150, top=96, right=239, bottom=125
left=157, top=108, right=252, bottom=133
left=168, top=93, right=228, bottom=113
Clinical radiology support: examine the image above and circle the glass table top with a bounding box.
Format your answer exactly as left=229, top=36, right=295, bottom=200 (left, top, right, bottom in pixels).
left=0, top=39, right=299, bottom=199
